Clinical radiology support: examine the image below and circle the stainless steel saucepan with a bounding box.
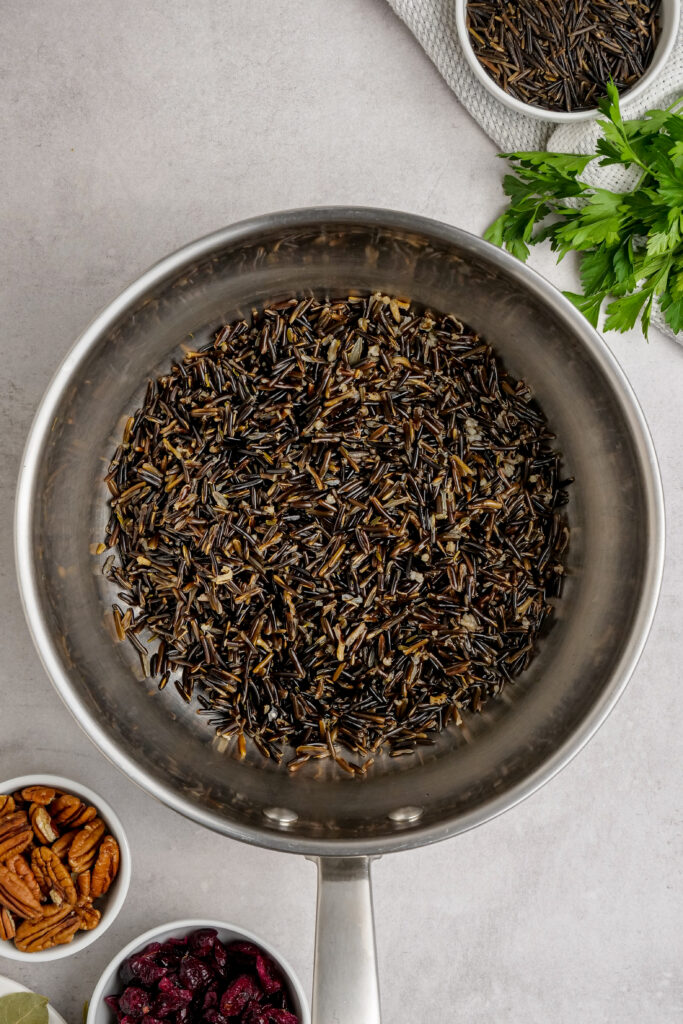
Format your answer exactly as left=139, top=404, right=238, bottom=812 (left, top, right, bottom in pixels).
left=15, top=208, right=664, bottom=1023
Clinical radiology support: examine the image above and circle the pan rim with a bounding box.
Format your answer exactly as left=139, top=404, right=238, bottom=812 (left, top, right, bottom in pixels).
left=14, top=205, right=665, bottom=856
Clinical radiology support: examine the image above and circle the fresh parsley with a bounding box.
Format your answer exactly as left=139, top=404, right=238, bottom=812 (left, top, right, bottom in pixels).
left=484, top=82, right=683, bottom=338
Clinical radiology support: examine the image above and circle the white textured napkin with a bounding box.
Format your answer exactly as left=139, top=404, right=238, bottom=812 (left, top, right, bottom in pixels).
left=386, top=0, right=683, bottom=339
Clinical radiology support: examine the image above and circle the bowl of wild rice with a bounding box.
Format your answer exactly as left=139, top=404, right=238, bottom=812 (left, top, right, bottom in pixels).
left=455, top=0, right=680, bottom=121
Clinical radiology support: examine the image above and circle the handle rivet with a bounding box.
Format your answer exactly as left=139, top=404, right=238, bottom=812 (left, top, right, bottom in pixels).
left=388, top=805, right=423, bottom=824
left=263, top=806, right=299, bottom=826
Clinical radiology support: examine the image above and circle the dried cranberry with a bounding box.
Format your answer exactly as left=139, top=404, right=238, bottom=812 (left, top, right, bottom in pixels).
left=241, top=1009, right=270, bottom=1024
left=246, top=1007, right=298, bottom=1024
left=120, top=961, right=136, bottom=986
left=152, top=979, right=191, bottom=1019
left=255, top=956, right=282, bottom=996
left=202, top=988, right=219, bottom=1011
left=129, top=954, right=168, bottom=986
left=203, top=1012, right=228, bottom=1024
left=153, top=998, right=179, bottom=1021
left=213, top=939, right=228, bottom=971
left=220, top=975, right=262, bottom=1017
left=156, top=937, right=187, bottom=969
left=142, top=942, right=163, bottom=955
left=157, top=977, right=192, bottom=1006
left=158, top=977, right=183, bottom=996
left=226, top=941, right=260, bottom=958
left=157, top=951, right=183, bottom=970
left=188, top=928, right=217, bottom=958
left=178, top=952, right=212, bottom=991
left=119, top=987, right=153, bottom=1018
left=105, top=996, right=120, bottom=1013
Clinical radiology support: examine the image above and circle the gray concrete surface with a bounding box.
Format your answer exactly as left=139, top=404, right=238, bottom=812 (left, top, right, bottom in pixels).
left=1, top=1, right=681, bottom=1021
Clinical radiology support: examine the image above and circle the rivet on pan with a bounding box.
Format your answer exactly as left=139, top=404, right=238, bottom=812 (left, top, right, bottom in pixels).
left=388, top=806, right=424, bottom=825
left=263, top=807, right=299, bottom=827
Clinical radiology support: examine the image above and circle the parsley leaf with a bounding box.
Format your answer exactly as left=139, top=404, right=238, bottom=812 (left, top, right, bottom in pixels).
left=485, top=83, right=683, bottom=338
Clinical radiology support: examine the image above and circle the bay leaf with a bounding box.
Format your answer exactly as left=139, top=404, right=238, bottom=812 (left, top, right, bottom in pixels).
left=0, top=993, right=49, bottom=1024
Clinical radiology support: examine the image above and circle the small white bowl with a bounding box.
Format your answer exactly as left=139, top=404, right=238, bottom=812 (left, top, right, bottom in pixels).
left=0, top=972, right=68, bottom=1024
left=454, top=0, right=680, bottom=122
left=0, top=773, right=131, bottom=962
left=87, top=919, right=310, bottom=1024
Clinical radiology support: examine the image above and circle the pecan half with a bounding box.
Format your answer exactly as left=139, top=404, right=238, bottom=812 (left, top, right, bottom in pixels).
left=76, top=870, right=91, bottom=906
left=0, top=817, right=34, bottom=862
left=50, top=795, right=97, bottom=828
left=68, top=818, right=105, bottom=874
left=14, top=905, right=80, bottom=953
left=0, top=810, right=29, bottom=841
left=48, top=795, right=78, bottom=825
left=21, top=786, right=57, bottom=806
left=0, top=831, right=34, bottom=862
left=5, top=855, right=42, bottom=904
left=91, top=835, right=120, bottom=898
left=30, top=804, right=59, bottom=845
left=69, top=804, right=97, bottom=827
left=76, top=904, right=101, bottom=931
left=0, top=907, right=15, bottom=940
left=51, top=828, right=79, bottom=860
left=0, top=865, right=44, bottom=920
left=31, top=847, right=77, bottom=906
left=0, top=795, right=15, bottom=818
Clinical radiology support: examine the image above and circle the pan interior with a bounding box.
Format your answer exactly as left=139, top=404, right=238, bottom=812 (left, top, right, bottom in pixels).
left=22, top=212, right=661, bottom=852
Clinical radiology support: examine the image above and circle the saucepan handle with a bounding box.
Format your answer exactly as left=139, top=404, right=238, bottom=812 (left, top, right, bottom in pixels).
left=311, top=855, right=381, bottom=1024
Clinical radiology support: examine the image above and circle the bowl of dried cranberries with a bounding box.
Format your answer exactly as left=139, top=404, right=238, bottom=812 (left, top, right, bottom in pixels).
left=0, top=773, right=131, bottom=962
left=88, top=920, right=309, bottom=1024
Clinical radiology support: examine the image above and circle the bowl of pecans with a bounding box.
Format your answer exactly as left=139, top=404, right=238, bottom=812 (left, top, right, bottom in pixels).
left=0, top=774, right=130, bottom=961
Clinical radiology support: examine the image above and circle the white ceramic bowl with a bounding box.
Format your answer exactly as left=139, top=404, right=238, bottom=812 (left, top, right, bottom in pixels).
left=0, top=773, right=131, bottom=962
left=87, top=919, right=310, bottom=1024
left=0, top=973, right=68, bottom=1024
left=454, top=0, right=680, bottom=122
